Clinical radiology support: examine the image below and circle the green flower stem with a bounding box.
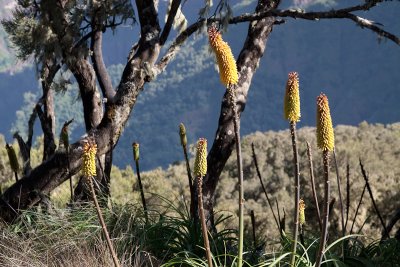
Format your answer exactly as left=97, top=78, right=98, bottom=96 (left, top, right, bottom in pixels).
left=197, top=175, right=213, bottom=267
left=135, top=158, right=148, bottom=221
left=333, top=149, right=345, bottom=257
left=315, top=151, right=331, bottom=267
left=306, top=142, right=322, bottom=231
left=345, top=164, right=350, bottom=230
left=182, top=142, right=197, bottom=224
left=333, top=149, right=345, bottom=236
left=89, top=177, right=121, bottom=267
left=228, top=86, right=244, bottom=267
left=289, top=121, right=300, bottom=266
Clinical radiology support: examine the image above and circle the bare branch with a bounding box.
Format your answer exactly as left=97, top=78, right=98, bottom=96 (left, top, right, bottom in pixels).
left=229, top=3, right=399, bottom=45
left=155, top=20, right=202, bottom=74
left=91, top=13, right=116, bottom=101
left=155, top=0, right=398, bottom=78
left=160, top=0, right=182, bottom=45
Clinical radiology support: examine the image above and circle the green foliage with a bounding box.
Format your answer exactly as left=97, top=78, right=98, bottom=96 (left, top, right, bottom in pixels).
left=1, top=122, right=399, bottom=243
left=2, top=203, right=397, bottom=266
left=1, top=0, right=135, bottom=63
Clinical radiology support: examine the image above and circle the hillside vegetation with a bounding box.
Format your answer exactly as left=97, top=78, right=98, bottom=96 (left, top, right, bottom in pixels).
left=2, top=122, right=399, bottom=239
left=1, top=122, right=399, bottom=266
left=108, top=122, right=400, bottom=241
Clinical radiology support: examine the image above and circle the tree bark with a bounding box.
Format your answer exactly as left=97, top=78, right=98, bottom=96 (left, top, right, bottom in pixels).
left=69, top=56, right=109, bottom=201
left=90, top=9, right=116, bottom=101
left=69, top=58, right=103, bottom=132
left=89, top=9, right=116, bottom=197
left=12, top=132, right=31, bottom=175
left=36, top=61, right=59, bottom=161
left=202, top=0, right=280, bottom=228
left=0, top=0, right=161, bottom=222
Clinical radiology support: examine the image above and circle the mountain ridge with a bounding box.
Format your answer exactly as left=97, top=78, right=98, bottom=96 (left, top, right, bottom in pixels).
left=0, top=0, right=399, bottom=171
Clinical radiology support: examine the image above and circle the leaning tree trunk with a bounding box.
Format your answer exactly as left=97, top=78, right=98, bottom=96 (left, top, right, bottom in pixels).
left=73, top=4, right=118, bottom=202
left=69, top=57, right=109, bottom=202
left=203, top=0, right=280, bottom=228
left=0, top=0, right=161, bottom=222
left=0, top=0, right=281, bottom=224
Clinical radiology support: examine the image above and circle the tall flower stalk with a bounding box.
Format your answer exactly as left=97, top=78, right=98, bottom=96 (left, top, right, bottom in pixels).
left=6, top=144, right=19, bottom=182
left=132, top=142, right=147, bottom=221
left=299, top=199, right=306, bottom=246
left=306, top=141, right=322, bottom=231
left=284, top=72, right=301, bottom=266
left=194, top=138, right=213, bottom=267
left=208, top=25, right=243, bottom=267
left=82, top=140, right=120, bottom=267
left=179, top=123, right=197, bottom=223
left=315, top=93, right=335, bottom=267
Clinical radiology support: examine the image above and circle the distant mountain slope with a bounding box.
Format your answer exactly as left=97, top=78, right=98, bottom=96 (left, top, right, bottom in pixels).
left=108, top=122, right=400, bottom=240
left=113, top=2, right=400, bottom=170
left=0, top=1, right=399, bottom=171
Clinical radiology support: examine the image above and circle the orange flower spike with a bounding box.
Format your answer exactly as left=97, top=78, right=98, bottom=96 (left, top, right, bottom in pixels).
left=316, top=93, right=335, bottom=151
left=208, top=26, right=238, bottom=87
left=284, top=72, right=301, bottom=123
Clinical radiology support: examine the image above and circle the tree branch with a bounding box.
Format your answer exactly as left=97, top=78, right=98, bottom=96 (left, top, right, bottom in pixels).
left=160, top=0, right=182, bottom=46
left=0, top=0, right=162, bottom=222
left=90, top=11, right=116, bottom=101
left=155, top=0, right=399, bottom=80
left=229, top=2, right=399, bottom=45
left=203, top=0, right=281, bottom=228
left=39, top=60, right=59, bottom=161
left=69, top=58, right=103, bottom=131
left=35, top=103, right=56, bottom=161
left=155, top=20, right=201, bottom=75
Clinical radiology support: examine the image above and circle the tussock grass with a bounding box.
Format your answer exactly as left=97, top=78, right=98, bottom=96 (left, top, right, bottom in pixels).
left=1, top=196, right=399, bottom=266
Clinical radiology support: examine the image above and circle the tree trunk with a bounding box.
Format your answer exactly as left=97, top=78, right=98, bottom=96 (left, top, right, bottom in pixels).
left=203, top=0, right=280, bottom=228
left=0, top=0, right=161, bottom=222
left=0, top=0, right=279, bottom=224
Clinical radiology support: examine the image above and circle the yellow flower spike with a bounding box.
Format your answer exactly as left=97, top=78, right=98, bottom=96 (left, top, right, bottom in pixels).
left=132, top=142, right=140, bottom=162
left=316, top=93, right=335, bottom=151
left=82, top=140, right=97, bottom=178
left=208, top=26, right=238, bottom=87
left=5, top=144, right=19, bottom=173
left=284, top=72, right=301, bottom=122
left=299, top=199, right=306, bottom=226
left=179, top=123, right=187, bottom=147
left=194, top=138, right=207, bottom=177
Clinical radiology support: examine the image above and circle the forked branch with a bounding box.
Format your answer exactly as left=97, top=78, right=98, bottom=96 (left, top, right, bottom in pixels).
left=155, top=0, right=398, bottom=74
